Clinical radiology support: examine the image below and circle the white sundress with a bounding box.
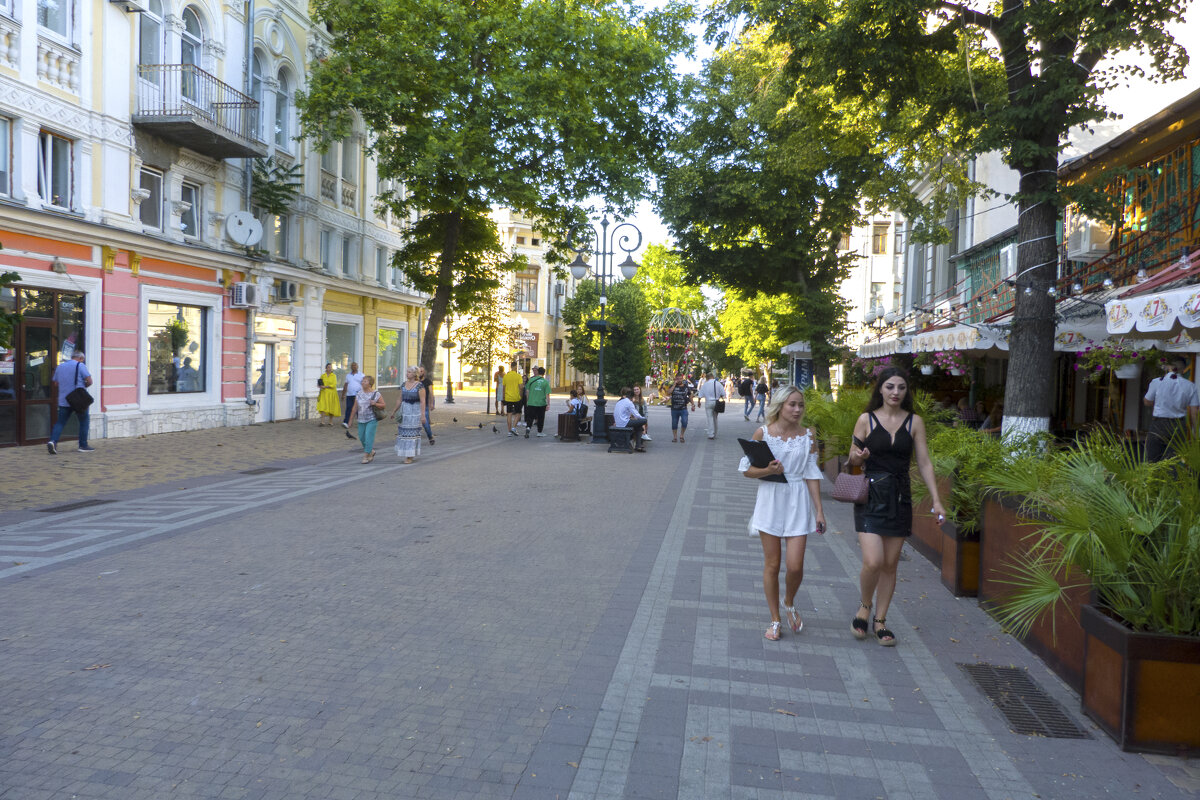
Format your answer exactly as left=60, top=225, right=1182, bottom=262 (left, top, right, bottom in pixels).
left=737, top=426, right=825, bottom=537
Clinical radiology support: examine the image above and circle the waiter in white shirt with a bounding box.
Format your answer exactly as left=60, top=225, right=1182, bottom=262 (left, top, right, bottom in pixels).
left=697, top=371, right=725, bottom=439
left=1143, top=354, right=1199, bottom=462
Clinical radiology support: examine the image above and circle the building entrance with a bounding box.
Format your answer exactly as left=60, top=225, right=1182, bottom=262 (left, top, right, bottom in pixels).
left=0, top=287, right=86, bottom=446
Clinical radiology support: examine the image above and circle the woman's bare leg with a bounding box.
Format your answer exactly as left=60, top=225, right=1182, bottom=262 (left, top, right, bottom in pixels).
left=759, top=533, right=782, bottom=622
left=782, top=535, right=808, bottom=607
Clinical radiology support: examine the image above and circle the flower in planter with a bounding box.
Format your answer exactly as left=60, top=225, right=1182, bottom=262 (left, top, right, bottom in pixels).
left=1073, top=341, right=1150, bottom=383
left=931, top=350, right=971, bottom=374
left=912, top=352, right=935, bottom=369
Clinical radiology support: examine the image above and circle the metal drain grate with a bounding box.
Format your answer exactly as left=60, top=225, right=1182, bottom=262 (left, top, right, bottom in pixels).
left=240, top=467, right=285, bottom=475
left=959, top=663, right=1090, bottom=739
left=37, top=499, right=116, bottom=513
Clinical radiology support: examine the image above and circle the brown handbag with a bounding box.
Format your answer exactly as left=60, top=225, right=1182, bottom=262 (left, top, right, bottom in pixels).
left=831, top=469, right=869, bottom=504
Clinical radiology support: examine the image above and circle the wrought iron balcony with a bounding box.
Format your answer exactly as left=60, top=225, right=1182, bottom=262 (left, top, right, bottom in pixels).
left=133, top=64, right=268, bottom=159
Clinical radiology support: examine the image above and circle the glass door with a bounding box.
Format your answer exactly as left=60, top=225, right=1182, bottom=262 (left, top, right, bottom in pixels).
left=252, top=342, right=272, bottom=423
left=273, top=342, right=293, bottom=420
left=20, top=323, right=58, bottom=444
left=0, top=341, right=15, bottom=445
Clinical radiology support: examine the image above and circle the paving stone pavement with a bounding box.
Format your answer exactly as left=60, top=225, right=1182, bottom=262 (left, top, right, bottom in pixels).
left=1, top=407, right=1196, bottom=799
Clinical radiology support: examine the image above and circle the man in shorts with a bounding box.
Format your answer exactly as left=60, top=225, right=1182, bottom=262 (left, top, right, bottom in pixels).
left=503, top=361, right=523, bottom=436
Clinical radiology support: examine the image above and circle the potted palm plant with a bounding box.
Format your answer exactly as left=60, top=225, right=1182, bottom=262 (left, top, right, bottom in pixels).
left=804, top=387, right=869, bottom=481
left=981, top=431, right=1200, bottom=754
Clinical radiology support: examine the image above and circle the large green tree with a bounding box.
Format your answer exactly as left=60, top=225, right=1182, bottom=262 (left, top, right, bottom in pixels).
left=629, top=244, right=706, bottom=315
left=656, top=27, right=891, bottom=386
left=298, top=0, right=691, bottom=371
left=562, top=280, right=651, bottom=394
left=716, top=0, right=1188, bottom=435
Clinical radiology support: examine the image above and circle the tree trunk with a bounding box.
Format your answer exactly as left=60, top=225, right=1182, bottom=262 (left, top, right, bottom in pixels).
left=1002, top=157, right=1059, bottom=438
left=418, top=211, right=463, bottom=372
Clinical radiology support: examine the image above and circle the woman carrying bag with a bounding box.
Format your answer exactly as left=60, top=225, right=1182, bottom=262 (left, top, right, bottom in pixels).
left=348, top=375, right=385, bottom=463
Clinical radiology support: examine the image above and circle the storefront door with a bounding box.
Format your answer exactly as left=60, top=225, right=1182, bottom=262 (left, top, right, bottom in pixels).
left=252, top=341, right=294, bottom=423
left=0, top=287, right=87, bottom=446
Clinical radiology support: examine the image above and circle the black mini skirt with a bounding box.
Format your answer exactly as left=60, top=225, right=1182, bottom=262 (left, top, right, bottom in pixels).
left=853, top=471, right=913, bottom=538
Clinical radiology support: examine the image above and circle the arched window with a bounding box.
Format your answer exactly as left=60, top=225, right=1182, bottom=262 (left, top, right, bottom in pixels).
left=251, top=53, right=265, bottom=137
left=180, top=7, right=203, bottom=100
left=139, top=0, right=163, bottom=67
left=274, top=70, right=292, bottom=150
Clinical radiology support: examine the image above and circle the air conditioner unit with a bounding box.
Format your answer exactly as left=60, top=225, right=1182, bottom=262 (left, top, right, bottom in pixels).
left=999, top=243, right=1018, bottom=279
left=231, top=282, right=260, bottom=308
left=555, top=284, right=565, bottom=296
left=1067, top=219, right=1113, bottom=263
left=276, top=280, right=299, bottom=303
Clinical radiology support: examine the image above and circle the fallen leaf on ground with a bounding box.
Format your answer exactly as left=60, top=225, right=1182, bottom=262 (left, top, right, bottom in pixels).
left=773, top=709, right=797, bottom=716
left=83, top=664, right=111, bottom=670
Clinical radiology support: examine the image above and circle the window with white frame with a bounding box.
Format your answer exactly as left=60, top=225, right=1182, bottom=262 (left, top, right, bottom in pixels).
left=139, top=0, right=163, bottom=67
left=320, top=143, right=336, bottom=174
left=514, top=273, right=538, bottom=312
left=271, top=214, right=289, bottom=259
left=250, top=53, right=265, bottom=138
left=180, top=181, right=200, bottom=238
left=377, top=325, right=405, bottom=388
left=0, top=118, right=10, bottom=197
left=37, top=0, right=73, bottom=39
left=37, top=130, right=72, bottom=209
left=375, top=246, right=388, bottom=284
left=275, top=71, right=293, bottom=150
left=320, top=229, right=334, bottom=271
left=341, top=234, right=354, bottom=277
left=147, top=301, right=207, bottom=394
left=340, top=138, right=356, bottom=183
left=139, top=168, right=163, bottom=229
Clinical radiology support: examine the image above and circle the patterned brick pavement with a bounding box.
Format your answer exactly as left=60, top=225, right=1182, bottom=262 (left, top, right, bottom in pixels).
left=1, top=408, right=1196, bottom=799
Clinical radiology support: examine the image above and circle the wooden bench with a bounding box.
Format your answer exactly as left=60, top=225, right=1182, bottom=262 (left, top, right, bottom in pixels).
left=607, top=426, right=634, bottom=452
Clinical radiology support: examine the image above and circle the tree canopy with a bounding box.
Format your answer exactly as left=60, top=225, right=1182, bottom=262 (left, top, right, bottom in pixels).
left=298, top=0, right=692, bottom=371
left=709, top=0, right=1188, bottom=433
left=629, top=244, right=706, bottom=315
left=562, top=279, right=650, bottom=394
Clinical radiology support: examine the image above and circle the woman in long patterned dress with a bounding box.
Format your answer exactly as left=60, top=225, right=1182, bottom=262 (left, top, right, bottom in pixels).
left=738, top=386, right=826, bottom=641
left=391, top=365, right=425, bottom=464
left=316, top=362, right=340, bottom=426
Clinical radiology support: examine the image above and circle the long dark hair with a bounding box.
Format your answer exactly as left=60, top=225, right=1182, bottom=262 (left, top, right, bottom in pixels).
left=866, top=367, right=914, bottom=413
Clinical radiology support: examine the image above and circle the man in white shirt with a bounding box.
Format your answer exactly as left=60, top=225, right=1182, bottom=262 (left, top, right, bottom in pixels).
left=341, top=362, right=366, bottom=431
left=697, top=371, right=725, bottom=439
left=1143, top=354, right=1199, bottom=462
left=613, top=386, right=647, bottom=452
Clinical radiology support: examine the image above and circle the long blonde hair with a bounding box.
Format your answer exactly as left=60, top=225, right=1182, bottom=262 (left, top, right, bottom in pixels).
left=765, top=385, right=804, bottom=427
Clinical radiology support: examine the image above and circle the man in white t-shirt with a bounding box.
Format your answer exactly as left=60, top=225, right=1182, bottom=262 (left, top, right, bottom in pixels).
left=341, top=362, right=366, bottom=431
left=1143, top=354, right=1199, bottom=462
left=613, top=386, right=647, bottom=452
left=697, top=371, right=725, bottom=439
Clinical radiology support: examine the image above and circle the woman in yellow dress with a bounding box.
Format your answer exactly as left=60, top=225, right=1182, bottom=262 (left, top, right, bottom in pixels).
left=317, top=362, right=340, bottom=425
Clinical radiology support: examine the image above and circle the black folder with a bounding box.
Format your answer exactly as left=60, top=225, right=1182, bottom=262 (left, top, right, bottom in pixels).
left=738, top=438, right=787, bottom=483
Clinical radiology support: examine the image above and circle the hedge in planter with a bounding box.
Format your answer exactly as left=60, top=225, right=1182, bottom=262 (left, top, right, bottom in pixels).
left=981, top=430, right=1200, bottom=753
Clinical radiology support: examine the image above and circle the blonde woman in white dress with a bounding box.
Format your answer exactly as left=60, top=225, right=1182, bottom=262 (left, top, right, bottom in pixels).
left=738, top=386, right=826, bottom=641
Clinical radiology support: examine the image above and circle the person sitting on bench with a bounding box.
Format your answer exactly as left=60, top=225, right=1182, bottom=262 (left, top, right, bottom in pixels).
left=613, top=386, right=647, bottom=452
left=568, top=389, right=591, bottom=434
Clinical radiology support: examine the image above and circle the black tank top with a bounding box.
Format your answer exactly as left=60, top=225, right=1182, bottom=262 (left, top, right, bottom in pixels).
left=863, top=411, right=914, bottom=476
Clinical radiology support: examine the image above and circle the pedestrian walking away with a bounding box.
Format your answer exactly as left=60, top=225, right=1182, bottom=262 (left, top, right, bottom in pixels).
left=631, top=384, right=651, bottom=440
left=523, top=366, right=551, bottom=437
left=669, top=374, right=692, bottom=443
left=316, top=363, right=340, bottom=426
left=697, top=371, right=724, bottom=439
left=738, top=386, right=826, bottom=640
left=614, top=386, right=647, bottom=451
left=341, top=362, right=366, bottom=431
left=47, top=351, right=95, bottom=454
left=493, top=365, right=506, bottom=415
left=847, top=367, right=945, bottom=646
left=1143, top=354, right=1199, bottom=462
left=418, top=365, right=436, bottom=445
left=755, top=375, right=770, bottom=422
left=739, top=372, right=755, bottom=419
left=392, top=366, right=426, bottom=463
left=348, top=375, right=385, bottom=463
left=503, top=361, right=523, bottom=435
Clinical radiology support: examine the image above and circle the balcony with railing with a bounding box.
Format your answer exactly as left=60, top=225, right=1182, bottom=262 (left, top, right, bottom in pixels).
left=133, top=64, right=268, bottom=159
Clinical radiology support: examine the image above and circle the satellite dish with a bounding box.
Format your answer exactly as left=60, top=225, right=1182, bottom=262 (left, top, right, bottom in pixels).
left=226, top=211, right=263, bottom=247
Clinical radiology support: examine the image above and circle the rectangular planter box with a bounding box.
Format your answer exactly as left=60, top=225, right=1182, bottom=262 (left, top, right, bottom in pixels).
left=940, top=522, right=979, bottom=597
left=1080, top=605, right=1200, bottom=755
left=909, top=474, right=948, bottom=565
left=980, top=496, right=1092, bottom=692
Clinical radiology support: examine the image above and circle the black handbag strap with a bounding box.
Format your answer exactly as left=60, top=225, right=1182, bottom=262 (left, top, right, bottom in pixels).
left=74, top=360, right=81, bottom=387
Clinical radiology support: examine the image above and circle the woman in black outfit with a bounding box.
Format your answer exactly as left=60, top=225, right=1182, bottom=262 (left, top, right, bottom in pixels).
left=847, top=367, right=945, bottom=646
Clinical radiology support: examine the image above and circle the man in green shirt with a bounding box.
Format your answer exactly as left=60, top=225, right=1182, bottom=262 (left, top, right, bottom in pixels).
left=523, top=366, right=551, bottom=438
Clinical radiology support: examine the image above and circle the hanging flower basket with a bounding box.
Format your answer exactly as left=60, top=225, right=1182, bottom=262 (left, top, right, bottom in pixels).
left=1114, top=363, right=1141, bottom=380
left=920, top=365, right=935, bottom=376
left=1074, top=341, right=1148, bottom=384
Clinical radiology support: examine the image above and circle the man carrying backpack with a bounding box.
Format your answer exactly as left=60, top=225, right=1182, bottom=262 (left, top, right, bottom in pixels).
left=738, top=373, right=755, bottom=420
left=523, top=366, right=551, bottom=438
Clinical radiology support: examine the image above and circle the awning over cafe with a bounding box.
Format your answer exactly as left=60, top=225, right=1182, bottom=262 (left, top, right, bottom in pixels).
left=912, top=325, right=1008, bottom=353
left=857, top=337, right=908, bottom=359
left=1105, top=282, right=1200, bottom=336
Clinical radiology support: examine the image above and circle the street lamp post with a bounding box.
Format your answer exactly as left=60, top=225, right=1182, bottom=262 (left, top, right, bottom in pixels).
left=441, top=315, right=455, bottom=404
left=566, top=215, right=641, bottom=444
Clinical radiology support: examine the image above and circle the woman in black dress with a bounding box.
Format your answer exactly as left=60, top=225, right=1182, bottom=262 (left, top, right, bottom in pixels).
left=847, top=367, right=945, bottom=646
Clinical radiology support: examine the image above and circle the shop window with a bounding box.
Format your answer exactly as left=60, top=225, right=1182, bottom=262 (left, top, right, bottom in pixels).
left=377, top=326, right=404, bottom=388
left=147, top=302, right=207, bottom=394
left=139, top=168, right=163, bottom=229
left=37, top=130, right=72, bottom=209
left=325, top=322, right=358, bottom=386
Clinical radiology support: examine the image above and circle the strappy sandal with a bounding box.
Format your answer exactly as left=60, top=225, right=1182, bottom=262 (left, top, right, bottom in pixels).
left=784, top=605, right=803, bottom=634
left=764, top=621, right=782, bottom=641
left=874, top=617, right=897, bottom=647
left=851, top=601, right=871, bottom=640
